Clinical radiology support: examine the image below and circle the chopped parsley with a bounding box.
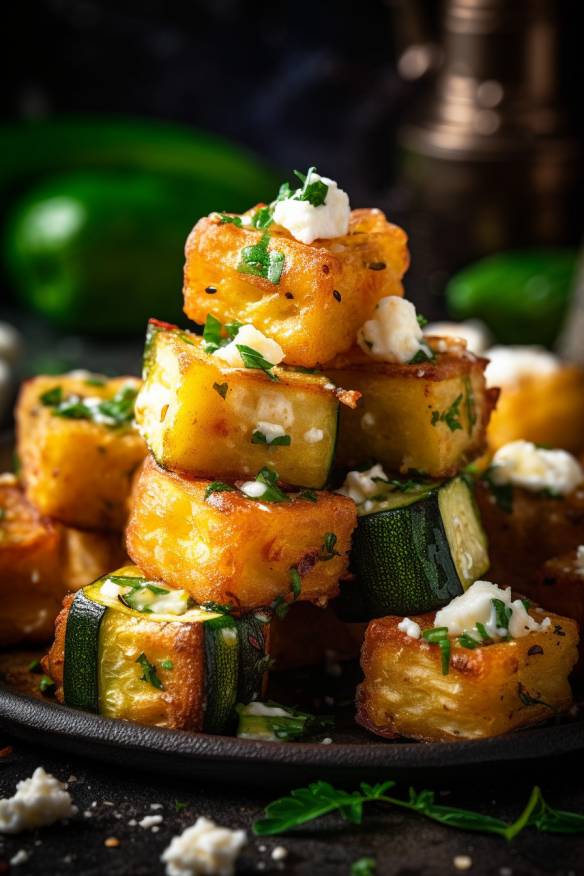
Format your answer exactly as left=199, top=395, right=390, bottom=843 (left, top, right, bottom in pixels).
left=251, top=430, right=291, bottom=446
left=293, top=166, right=328, bottom=207
left=84, top=376, right=107, bottom=387
left=39, top=675, right=55, bottom=693
left=298, top=489, right=318, bottom=502
left=28, top=658, right=43, bottom=674
left=212, top=382, right=229, bottom=399
left=409, top=347, right=434, bottom=364
left=253, top=467, right=290, bottom=502
left=422, top=627, right=451, bottom=674
left=352, top=859, right=376, bottom=876
left=203, top=315, right=243, bottom=354
left=40, top=386, right=63, bottom=407
left=160, top=659, right=174, bottom=671
left=217, top=213, right=243, bottom=227
left=136, top=653, right=163, bottom=690
left=289, top=567, right=302, bottom=599
left=236, top=344, right=279, bottom=381
left=492, top=598, right=512, bottom=635
left=237, top=232, right=285, bottom=285
left=201, top=601, right=233, bottom=615
left=458, top=633, right=479, bottom=650
left=250, top=206, right=274, bottom=229
left=430, top=394, right=463, bottom=431
left=39, top=384, right=138, bottom=428
left=416, top=314, right=429, bottom=328
left=204, top=482, right=238, bottom=500
left=319, top=532, right=339, bottom=561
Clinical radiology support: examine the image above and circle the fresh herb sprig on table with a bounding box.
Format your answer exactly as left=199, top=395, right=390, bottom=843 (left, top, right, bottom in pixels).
left=253, top=780, right=584, bottom=839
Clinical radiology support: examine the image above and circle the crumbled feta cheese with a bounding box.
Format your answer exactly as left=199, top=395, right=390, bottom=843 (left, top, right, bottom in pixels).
left=140, top=814, right=163, bottom=829
left=273, top=174, right=350, bottom=244
left=213, top=325, right=284, bottom=369
left=150, top=589, right=192, bottom=616
left=424, top=320, right=491, bottom=355
left=398, top=617, right=422, bottom=639
left=100, top=579, right=124, bottom=600
left=239, top=481, right=268, bottom=499
left=10, top=849, right=29, bottom=866
left=161, top=816, right=246, bottom=876
left=321, top=737, right=333, bottom=745
left=303, top=427, right=324, bottom=444
left=240, top=702, right=289, bottom=718
left=337, top=464, right=388, bottom=505
left=434, top=580, right=550, bottom=640
left=453, top=855, right=473, bottom=871
left=490, top=440, right=584, bottom=496
left=484, top=346, right=559, bottom=388
left=271, top=846, right=288, bottom=861
left=358, top=297, right=430, bottom=363
left=0, top=767, right=77, bottom=834
left=255, top=421, right=286, bottom=443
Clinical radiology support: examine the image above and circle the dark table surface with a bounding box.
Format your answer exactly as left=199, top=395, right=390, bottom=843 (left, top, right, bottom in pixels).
left=1, top=734, right=584, bottom=876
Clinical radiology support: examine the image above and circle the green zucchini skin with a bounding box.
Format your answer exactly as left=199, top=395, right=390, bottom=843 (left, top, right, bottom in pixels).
left=236, top=612, right=271, bottom=705
left=202, top=615, right=240, bottom=734
left=63, top=590, right=107, bottom=712
left=337, top=478, right=488, bottom=621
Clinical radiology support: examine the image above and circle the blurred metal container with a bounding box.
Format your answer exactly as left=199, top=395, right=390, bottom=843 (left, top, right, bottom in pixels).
left=393, top=0, right=582, bottom=310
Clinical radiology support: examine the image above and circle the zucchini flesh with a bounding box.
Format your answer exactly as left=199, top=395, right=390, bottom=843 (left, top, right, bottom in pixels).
left=337, top=476, right=489, bottom=621
left=63, top=589, right=107, bottom=712
left=202, top=615, right=239, bottom=734
left=236, top=611, right=271, bottom=705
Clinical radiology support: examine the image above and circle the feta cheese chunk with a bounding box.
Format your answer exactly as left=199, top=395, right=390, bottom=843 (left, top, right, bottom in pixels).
left=239, top=480, right=268, bottom=499
left=273, top=173, right=350, bottom=244
left=435, top=580, right=550, bottom=641
left=337, top=463, right=388, bottom=505
left=0, top=767, right=77, bottom=834
left=484, top=345, right=560, bottom=388
left=303, top=427, right=324, bottom=444
left=255, top=421, right=286, bottom=443
left=161, top=816, right=246, bottom=876
left=397, top=617, right=422, bottom=639
left=490, top=440, right=584, bottom=496
left=358, top=297, right=430, bottom=363
left=213, top=325, right=284, bottom=369
left=424, top=320, right=491, bottom=355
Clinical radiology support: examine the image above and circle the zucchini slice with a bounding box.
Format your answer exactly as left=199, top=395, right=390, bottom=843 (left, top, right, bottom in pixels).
left=136, top=320, right=340, bottom=489
left=337, top=476, right=489, bottom=620
left=58, top=565, right=271, bottom=733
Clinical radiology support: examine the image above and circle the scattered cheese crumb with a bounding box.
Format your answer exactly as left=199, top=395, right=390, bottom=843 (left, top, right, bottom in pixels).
left=435, top=580, right=550, bottom=640
left=321, top=737, right=333, bottom=745
left=453, top=855, right=473, bottom=871
left=337, top=463, right=388, bottom=506
left=151, top=803, right=164, bottom=810
left=255, top=421, right=286, bottom=443
left=10, top=849, right=29, bottom=866
left=0, top=767, right=77, bottom=834
left=239, top=481, right=268, bottom=499
left=213, top=325, right=284, bottom=369
left=140, top=814, right=163, bottom=828
left=271, top=846, right=288, bottom=861
left=161, top=816, right=246, bottom=876
left=358, top=297, right=430, bottom=364
left=490, top=440, right=584, bottom=496
left=303, top=427, right=324, bottom=444
left=398, top=617, right=422, bottom=639
left=273, top=174, right=350, bottom=244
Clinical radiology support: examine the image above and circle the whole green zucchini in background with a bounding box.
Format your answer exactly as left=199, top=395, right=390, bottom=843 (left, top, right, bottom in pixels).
left=1, top=117, right=279, bottom=334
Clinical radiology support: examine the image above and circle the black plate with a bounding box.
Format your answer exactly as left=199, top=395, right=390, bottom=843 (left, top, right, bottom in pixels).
left=2, top=681, right=584, bottom=787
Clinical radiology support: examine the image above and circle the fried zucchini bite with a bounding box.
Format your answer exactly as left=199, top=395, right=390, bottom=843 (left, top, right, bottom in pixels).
left=0, top=475, right=63, bottom=645
left=44, top=566, right=271, bottom=733
left=136, top=320, right=349, bottom=489
left=326, top=346, right=497, bottom=477
left=357, top=599, right=578, bottom=742
left=126, top=457, right=356, bottom=612
left=17, top=373, right=146, bottom=530
left=183, top=209, right=409, bottom=368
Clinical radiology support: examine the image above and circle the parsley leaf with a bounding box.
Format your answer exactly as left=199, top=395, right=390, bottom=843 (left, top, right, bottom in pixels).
left=252, top=430, right=291, bottom=446
left=293, top=166, right=328, bottom=207
left=253, top=467, right=290, bottom=502
left=409, top=347, right=434, bottom=364
left=205, top=482, right=237, bottom=500
left=236, top=702, right=333, bottom=743
left=298, top=489, right=318, bottom=502
left=430, top=394, right=463, bottom=431
left=39, top=386, right=63, bottom=407
left=237, top=233, right=285, bottom=285
left=96, top=386, right=138, bottom=426
left=236, top=344, right=279, bottom=381
left=352, top=859, right=376, bottom=876
left=416, top=313, right=429, bottom=328
left=491, top=598, right=512, bottom=634
left=202, top=314, right=224, bottom=353
left=422, top=628, right=451, bottom=674
left=319, top=532, right=339, bottom=561
left=217, top=213, right=242, bottom=227
left=213, top=382, right=229, bottom=399
left=250, top=206, right=274, bottom=229
left=39, top=674, right=55, bottom=693
left=289, top=567, right=302, bottom=599
left=160, top=659, right=174, bottom=670
left=201, top=601, right=233, bottom=615
left=136, top=653, right=163, bottom=690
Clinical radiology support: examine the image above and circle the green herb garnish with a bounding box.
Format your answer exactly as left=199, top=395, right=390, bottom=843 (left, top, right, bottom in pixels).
left=201, top=601, right=233, bottom=615
left=491, top=598, right=512, bottom=634
left=409, top=347, right=434, bottom=364
left=250, top=206, right=274, bottom=229
left=422, top=628, right=451, bottom=674
left=40, top=386, right=63, bottom=407
left=236, top=701, right=333, bottom=742
left=272, top=596, right=289, bottom=620
left=252, top=430, right=291, bottom=446
left=202, top=314, right=224, bottom=353
left=458, top=633, right=479, bottom=650
left=84, top=376, right=108, bottom=387
left=160, top=659, right=174, bottom=671
left=212, top=382, right=229, bottom=399
left=289, top=568, right=302, bottom=600
left=252, top=467, right=290, bottom=503
left=293, top=166, right=328, bottom=207
left=39, top=675, right=55, bottom=693
left=175, top=800, right=189, bottom=812
left=136, top=653, right=163, bottom=690
left=319, top=532, right=339, bottom=561
left=298, top=489, right=318, bottom=502
left=205, top=482, right=238, bottom=500
left=236, top=344, right=279, bottom=381
left=28, top=658, right=43, bottom=674
left=96, top=386, right=138, bottom=426
left=218, top=213, right=243, bottom=227
left=237, top=232, right=285, bottom=285
left=475, top=622, right=491, bottom=643
left=482, top=468, right=514, bottom=513
left=431, top=395, right=463, bottom=432
left=253, top=780, right=584, bottom=839
left=416, top=314, right=429, bottom=328
left=40, top=384, right=137, bottom=427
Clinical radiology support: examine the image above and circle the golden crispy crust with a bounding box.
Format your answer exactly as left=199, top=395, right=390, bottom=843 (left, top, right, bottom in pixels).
left=183, top=209, right=409, bottom=368
left=126, top=457, right=356, bottom=612
left=356, top=609, right=578, bottom=742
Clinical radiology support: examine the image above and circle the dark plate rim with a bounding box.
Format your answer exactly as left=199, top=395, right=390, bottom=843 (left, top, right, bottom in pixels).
left=2, top=684, right=584, bottom=775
